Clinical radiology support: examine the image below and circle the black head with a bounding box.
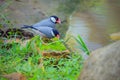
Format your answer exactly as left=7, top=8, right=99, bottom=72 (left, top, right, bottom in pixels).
left=52, top=29, right=60, bottom=38
left=50, top=15, right=61, bottom=24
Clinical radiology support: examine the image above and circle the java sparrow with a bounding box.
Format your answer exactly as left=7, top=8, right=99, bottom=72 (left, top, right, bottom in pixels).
left=21, top=16, right=61, bottom=38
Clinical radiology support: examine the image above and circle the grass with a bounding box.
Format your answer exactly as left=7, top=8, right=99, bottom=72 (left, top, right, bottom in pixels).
left=0, top=35, right=84, bottom=80
left=75, top=35, right=90, bottom=55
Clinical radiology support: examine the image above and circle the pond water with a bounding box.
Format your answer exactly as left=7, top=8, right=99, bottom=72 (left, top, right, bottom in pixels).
left=66, top=2, right=120, bottom=51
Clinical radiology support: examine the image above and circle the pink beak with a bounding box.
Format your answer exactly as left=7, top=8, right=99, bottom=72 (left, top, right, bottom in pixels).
left=56, top=18, right=61, bottom=24
left=56, top=34, right=60, bottom=39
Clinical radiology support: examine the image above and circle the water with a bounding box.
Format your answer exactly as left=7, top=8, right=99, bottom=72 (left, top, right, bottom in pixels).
left=66, top=1, right=120, bottom=51
left=67, top=12, right=104, bottom=51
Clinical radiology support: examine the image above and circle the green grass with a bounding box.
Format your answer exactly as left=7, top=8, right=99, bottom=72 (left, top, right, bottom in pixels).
left=0, top=36, right=83, bottom=80
left=75, top=35, right=90, bottom=55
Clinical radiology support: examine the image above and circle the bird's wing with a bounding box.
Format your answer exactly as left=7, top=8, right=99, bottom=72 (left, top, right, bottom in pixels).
left=32, top=18, right=55, bottom=28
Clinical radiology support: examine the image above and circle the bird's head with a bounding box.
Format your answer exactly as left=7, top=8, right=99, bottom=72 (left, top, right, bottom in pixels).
left=51, top=29, right=60, bottom=39
left=50, top=16, right=61, bottom=24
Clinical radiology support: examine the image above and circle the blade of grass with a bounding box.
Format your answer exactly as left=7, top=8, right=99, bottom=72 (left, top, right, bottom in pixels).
left=75, top=35, right=90, bottom=55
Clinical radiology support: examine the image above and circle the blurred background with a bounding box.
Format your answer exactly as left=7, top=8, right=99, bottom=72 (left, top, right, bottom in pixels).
left=0, top=0, right=120, bottom=51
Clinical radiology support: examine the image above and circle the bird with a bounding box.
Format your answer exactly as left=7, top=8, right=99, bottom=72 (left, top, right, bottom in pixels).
left=32, top=15, right=61, bottom=28
left=22, top=25, right=60, bottom=39
left=21, top=15, right=61, bottom=38
left=21, top=16, right=61, bottom=39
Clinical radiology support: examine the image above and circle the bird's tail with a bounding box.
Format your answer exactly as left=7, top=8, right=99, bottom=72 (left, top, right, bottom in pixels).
left=21, top=25, right=33, bottom=29
left=21, top=25, right=39, bottom=31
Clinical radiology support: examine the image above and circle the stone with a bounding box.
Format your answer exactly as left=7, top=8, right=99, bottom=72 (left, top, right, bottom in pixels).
left=78, top=40, right=120, bottom=80
left=110, top=32, right=120, bottom=40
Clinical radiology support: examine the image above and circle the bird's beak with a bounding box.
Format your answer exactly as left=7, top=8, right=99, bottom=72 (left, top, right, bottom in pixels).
left=56, top=18, right=61, bottom=24
left=56, top=34, right=60, bottom=39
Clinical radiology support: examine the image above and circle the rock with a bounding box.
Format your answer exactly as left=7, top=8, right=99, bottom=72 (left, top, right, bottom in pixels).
left=110, top=32, right=120, bottom=40
left=78, top=40, right=120, bottom=80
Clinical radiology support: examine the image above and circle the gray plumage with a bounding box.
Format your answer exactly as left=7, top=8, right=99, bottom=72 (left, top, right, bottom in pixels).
left=34, top=26, right=57, bottom=38
left=33, top=18, right=56, bottom=28
left=22, top=25, right=59, bottom=38
left=32, top=15, right=61, bottom=28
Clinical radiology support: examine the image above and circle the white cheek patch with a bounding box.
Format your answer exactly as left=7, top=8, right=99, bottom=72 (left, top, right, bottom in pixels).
left=51, top=30, right=55, bottom=37
left=50, top=17, right=56, bottom=23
